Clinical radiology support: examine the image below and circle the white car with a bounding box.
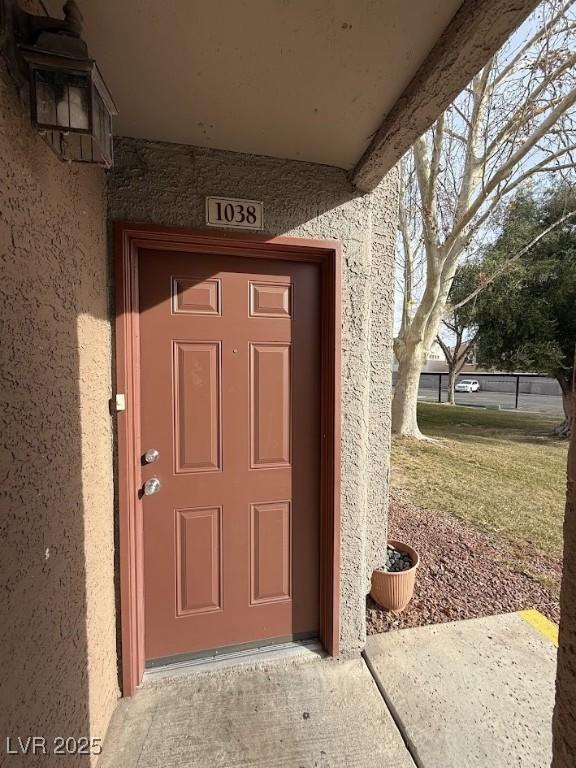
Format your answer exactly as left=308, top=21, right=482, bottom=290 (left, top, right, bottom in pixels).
left=455, top=379, right=480, bottom=393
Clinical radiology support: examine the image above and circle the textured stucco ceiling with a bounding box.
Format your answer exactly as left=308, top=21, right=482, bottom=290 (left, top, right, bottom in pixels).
left=45, top=0, right=463, bottom=169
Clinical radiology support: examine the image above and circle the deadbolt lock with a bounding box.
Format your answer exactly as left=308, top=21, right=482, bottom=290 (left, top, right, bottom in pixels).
left=143, top=477, right=161, bottom=496
left=144, top=448, right=160, bottom=464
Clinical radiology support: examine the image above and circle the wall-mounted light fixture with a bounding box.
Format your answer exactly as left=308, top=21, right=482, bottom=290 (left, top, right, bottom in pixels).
left=0, top=0, right=117, bottom=167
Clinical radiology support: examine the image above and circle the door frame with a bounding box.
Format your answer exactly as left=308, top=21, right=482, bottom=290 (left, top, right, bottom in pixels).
left=114, top=222, right=341, bottom=696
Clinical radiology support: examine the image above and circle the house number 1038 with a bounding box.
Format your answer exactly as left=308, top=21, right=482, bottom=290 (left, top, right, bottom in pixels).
left=205, top=196, right=264, bottom=230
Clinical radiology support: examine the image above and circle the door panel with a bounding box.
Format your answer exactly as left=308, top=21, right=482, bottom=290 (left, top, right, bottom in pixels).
left=250, top=501, right=292, bottom=604
left=172, top=277, right=222, bottom=315
left=138, top=250, right=321, bottom=662
left=173, top=341, right=222, bottom=473
left=250, top=343, right=291, bottom=468
left=176, top=506, right=222, bottom=615
left=249, top=281, right=292, bottom=317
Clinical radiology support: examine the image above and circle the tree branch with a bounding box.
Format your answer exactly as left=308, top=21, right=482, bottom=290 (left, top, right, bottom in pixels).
left=436, top=333, right=454, bottom=366
left=498, top=143, right=576, bottom=197
left=413, top=135, right=441, bottom=272
left=446, top=84, right=576, bottom=252
left=484, top=53, right=576, bottom=161
left=454, top=65, right=493, bottom=224
left=428, top=113, right=446, bottom=208
left=398, top=162, right=415, bottom=335
left=451, top=209, right=576, bottom=311
left=491, top=0, right=576, bottom=90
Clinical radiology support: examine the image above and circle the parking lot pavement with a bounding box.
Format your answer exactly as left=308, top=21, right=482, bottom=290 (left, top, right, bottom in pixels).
left=417, top=387, right=564, bottom=417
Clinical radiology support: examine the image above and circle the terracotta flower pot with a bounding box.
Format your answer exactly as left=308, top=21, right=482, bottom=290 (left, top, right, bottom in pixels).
left=370, top=539, right=419, bottom=612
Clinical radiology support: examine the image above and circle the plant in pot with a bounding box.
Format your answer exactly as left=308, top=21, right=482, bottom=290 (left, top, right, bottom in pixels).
left=371, top=540, right=419, bottom=612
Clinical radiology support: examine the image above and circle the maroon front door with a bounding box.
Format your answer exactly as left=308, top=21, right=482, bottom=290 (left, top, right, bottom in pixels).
left=138, top=249, right=321, bottom=662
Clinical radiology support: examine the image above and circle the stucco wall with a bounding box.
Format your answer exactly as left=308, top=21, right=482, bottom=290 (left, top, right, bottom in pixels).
left=108, top=137, right=398, bottom=654
left=552, top=432, right=576, bottom=767
left=0, top=63, right=118, bottom=763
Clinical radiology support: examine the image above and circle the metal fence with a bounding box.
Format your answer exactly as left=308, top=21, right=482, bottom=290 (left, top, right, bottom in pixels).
left=392, top=372, right=564, bottom=417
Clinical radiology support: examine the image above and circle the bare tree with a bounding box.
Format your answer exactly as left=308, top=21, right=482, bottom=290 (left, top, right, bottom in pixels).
left=437, top=330, right=479, bottom=406
left=439, top=206, right=576, bottom=406
left=394, top=0, right=576, bottom=437
left=435, top=262, right=483, bottom=404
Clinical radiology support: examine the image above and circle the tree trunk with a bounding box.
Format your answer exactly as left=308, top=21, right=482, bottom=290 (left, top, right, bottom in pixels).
left=392, top=345, right=425, bottom=437
left=551, top=427, right=576, bottom=766
left=447, top=366, right=456, bottom=405
left=556, top=377, right=573, bottom=438
left=561, top=389, right=573, bottom=438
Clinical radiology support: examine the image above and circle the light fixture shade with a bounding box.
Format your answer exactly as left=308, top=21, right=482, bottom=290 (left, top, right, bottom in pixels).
left=20, top=41, right=117, bottom=168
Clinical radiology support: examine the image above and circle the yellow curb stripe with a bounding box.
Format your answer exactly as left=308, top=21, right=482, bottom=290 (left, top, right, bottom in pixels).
left=518, top=609, right=558, bottom=647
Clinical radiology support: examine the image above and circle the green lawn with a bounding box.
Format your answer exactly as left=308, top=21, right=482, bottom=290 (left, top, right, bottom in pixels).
left=392, top=403, right=568, bottom=558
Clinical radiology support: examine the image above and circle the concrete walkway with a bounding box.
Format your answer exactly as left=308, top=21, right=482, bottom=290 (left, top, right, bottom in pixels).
left=99, top=612, right=557, bottom=768
left=364, top=612, right=557, bottom=768
left=99, top=655, right=414, bottom=768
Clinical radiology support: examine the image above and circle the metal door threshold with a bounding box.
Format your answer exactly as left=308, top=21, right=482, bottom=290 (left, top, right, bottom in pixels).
left=142, top=638, right=325, bottom=684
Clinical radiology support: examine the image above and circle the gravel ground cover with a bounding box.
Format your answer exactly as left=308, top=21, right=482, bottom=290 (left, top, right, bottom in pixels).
left=367, top=491, right=562, bottom=634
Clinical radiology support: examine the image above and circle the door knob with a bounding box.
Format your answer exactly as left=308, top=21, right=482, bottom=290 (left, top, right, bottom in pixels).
left=144, top=448, right=160, bottom=464
left=143, top=477, right=161, bottom=496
